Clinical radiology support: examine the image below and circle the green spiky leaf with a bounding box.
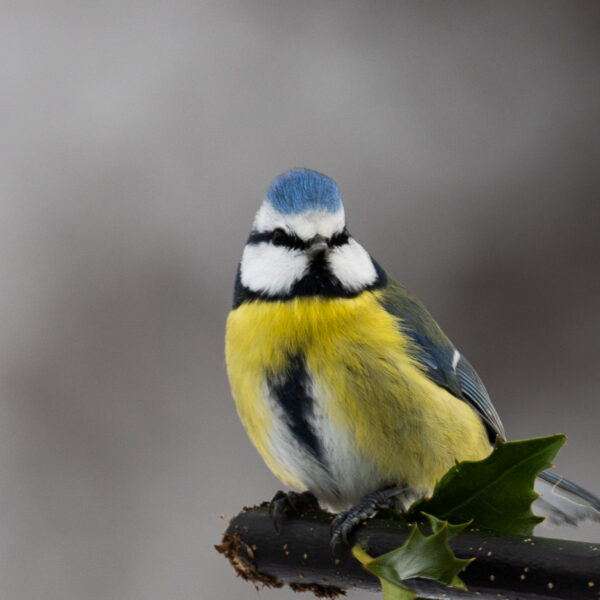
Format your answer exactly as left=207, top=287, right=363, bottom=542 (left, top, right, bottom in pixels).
left=408, top=434, right=566, bottom=536
left=352, top=515, right=473, bottom=600
left=422, top=512, right=471, bottom=539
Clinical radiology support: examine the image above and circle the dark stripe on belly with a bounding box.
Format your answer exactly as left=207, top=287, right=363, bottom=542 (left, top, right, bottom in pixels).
left=267, top=355, right=323, bottom=463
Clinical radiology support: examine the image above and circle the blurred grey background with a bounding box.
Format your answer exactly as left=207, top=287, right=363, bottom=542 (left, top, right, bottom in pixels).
left=1, top=2, right=599, bottom=599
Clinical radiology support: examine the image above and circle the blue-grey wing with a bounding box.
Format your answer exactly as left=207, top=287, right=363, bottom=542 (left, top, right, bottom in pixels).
left=454, top=352, right=506, bottom=441
left=377, top=277, right=506, bottom=442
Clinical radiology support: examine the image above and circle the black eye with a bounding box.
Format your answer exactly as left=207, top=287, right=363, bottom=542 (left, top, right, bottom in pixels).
left=272, top=228, right=287, bottom=246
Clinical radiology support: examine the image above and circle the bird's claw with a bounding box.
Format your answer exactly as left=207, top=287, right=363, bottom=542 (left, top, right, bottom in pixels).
left=330, top=487, right=406, bottom=550
left=269, top=490, right=320, bottom=533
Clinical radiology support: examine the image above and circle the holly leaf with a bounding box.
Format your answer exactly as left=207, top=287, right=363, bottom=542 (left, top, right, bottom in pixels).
left=408, top=434, right=566, bottom=536
left=352, top=515, right=473, bottom=600
left=353, top=545, right=417, bottom=600
left=423, top=512, right=471, bottom=539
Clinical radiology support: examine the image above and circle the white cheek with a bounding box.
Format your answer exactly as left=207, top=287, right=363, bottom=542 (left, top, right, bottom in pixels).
left=327, top=239, right=377, bottom=291
left=240, top=243, right=309, bottom=295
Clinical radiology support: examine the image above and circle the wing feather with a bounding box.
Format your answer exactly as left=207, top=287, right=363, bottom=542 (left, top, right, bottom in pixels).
left=377, top=279, right=506, bottom=442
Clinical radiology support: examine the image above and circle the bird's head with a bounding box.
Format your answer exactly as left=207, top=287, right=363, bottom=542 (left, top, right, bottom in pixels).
left=237, top=168, right=384, bottom=302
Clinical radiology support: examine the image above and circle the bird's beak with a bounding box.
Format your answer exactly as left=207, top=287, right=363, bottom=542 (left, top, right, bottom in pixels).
left=308, top=234, right=329, bottom=256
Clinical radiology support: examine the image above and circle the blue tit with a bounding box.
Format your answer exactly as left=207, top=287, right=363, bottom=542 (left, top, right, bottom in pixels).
left=225, top=168, right=600, bottom=542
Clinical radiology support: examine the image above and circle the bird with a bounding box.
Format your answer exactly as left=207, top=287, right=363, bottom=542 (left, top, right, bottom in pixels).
left=225, top=168, right=600, bottom=545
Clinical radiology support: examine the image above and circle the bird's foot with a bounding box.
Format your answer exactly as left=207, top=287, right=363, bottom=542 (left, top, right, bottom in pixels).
left=330, top=487, right=406, bottom=549
left=269, top=490, right=321, bottom=533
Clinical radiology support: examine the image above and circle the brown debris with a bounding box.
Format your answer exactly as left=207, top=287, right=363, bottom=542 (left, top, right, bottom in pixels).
left=215, top=533, right=283, bottom=590
left=216, top=532, right=344, bottom=597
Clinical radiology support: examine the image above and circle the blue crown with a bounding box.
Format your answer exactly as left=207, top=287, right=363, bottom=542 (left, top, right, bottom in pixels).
left=266, top=169, right=342, bottom=214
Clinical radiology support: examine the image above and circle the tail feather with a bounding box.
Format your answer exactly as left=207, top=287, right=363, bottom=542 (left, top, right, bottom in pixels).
left=534, top=469, right=600, bottom=526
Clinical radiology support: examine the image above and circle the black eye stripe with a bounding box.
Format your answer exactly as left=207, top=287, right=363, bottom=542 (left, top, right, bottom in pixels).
left=272, top=229, right=307, bottom=250
left=247, top=231, right=273, bottom=244
left=329, top=229, right=349, bottom=247
left=247, top=230, right=308, bottom=250
left=247, top=228, right=350, bottom=250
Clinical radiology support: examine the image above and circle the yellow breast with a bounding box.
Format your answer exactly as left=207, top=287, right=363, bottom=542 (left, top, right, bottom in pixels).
left=225, top=291, right=492, bottom=498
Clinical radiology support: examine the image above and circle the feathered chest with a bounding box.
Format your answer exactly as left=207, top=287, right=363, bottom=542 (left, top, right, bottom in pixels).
left=225, top=291, right=413, bottom=385
left=226, top=291, right=492, bottom=504
left=225, top=291, right=423, bottom=452
left=225, top=292, right=418, bottom=504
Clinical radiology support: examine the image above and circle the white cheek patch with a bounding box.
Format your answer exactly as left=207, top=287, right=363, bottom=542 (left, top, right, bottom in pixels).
left=253, top=202, right=345, bottom=240
left=327, top=238, right=377, bottom=292
left=240, top=243, right=309, bottom=296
